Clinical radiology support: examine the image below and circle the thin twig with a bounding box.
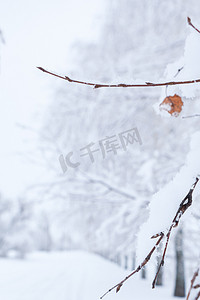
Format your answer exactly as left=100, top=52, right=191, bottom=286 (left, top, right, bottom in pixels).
left=195, top=291, right=200, bottom=300
left=37, top=67, right=200, bottom=89
left=186, top=268, right=200, bottom=300
left=153, top=177, right=199, bottom=288
left=37, top=17, right=199, bottom=90
left=174, top=66, right=184, bottom=78
left=100, top=177, right=199, bottom=298
left=82, top=175, right=136, bottom=201
left=182, top=114, right=200, bottom=119
left=152, top=225, right=173, bottom=288
left=100, top=233, right=164, bottom=299
left=187, top=17, right=200, bottom=34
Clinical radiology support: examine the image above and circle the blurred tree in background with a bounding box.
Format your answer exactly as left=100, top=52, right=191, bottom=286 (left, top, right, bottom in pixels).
left=1, top=1, right=200, bottom=298
left=39, top=0, right=200, bottom=264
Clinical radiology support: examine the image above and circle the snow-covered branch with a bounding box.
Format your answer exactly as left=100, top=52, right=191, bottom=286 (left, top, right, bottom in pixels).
left=100, top=177, right=199, bottom=298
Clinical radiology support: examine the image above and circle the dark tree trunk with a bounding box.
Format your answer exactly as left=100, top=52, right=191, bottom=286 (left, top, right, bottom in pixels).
left=124, top=255, right=128, bottom=269
left=141, top=266, right=146, bottom=279
left=156, top=262, right=163, bottom=286
left=132, top=252, right=136, bottom=270
left=174, top=227, right=185, bottom=297
left=116, top=253, right=121, bottom=266
left=156, top=243, right=163, bottom=286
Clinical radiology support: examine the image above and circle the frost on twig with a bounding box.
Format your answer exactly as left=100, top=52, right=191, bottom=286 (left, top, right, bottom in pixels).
left=100, top=177, right=199, bottom=299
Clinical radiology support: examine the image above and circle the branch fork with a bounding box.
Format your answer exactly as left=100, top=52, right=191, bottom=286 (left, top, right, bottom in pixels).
left=100, top=177, right=199, bottom=299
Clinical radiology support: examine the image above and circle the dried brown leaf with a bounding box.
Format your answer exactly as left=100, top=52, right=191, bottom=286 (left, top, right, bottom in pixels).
left=159, top=94, right=183, bottom=117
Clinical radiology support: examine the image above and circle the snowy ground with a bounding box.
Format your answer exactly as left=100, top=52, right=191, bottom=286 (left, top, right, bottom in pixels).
left=0, top=251, right=177, bottom=300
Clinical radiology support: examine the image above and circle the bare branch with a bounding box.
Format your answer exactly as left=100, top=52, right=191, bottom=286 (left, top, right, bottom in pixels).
left=100, top=177, right=199, bottom=298
left=100, top=233, right=164, bottom=299
left=174, top=66, right=184, bottom=78
left=186, top=268, right=199, bottom=300
left=195, top=291, right=200, bottom=300
left=187, top=17, right=200, bottom=34
left=182, top=114, right=200, bottom=119
left=79, top=172, right=136, bottom=201
left=37, top=67, right=200, bottom=89
left=152, top=226, right=173, bottom=288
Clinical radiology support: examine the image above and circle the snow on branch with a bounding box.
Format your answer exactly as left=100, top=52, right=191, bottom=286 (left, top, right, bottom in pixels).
left=37, top=66, right=200, bottom=89
left=100, top=177, right=199, bottom=299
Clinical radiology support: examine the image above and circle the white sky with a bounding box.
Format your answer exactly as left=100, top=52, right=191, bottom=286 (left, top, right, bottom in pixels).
left=0, top=0, right=105, bottom=198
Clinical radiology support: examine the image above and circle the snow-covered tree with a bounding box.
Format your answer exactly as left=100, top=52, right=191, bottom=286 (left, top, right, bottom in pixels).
left=37, top=1, right=200, bottom=297
left=0, top=193, right=32, bottom=257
